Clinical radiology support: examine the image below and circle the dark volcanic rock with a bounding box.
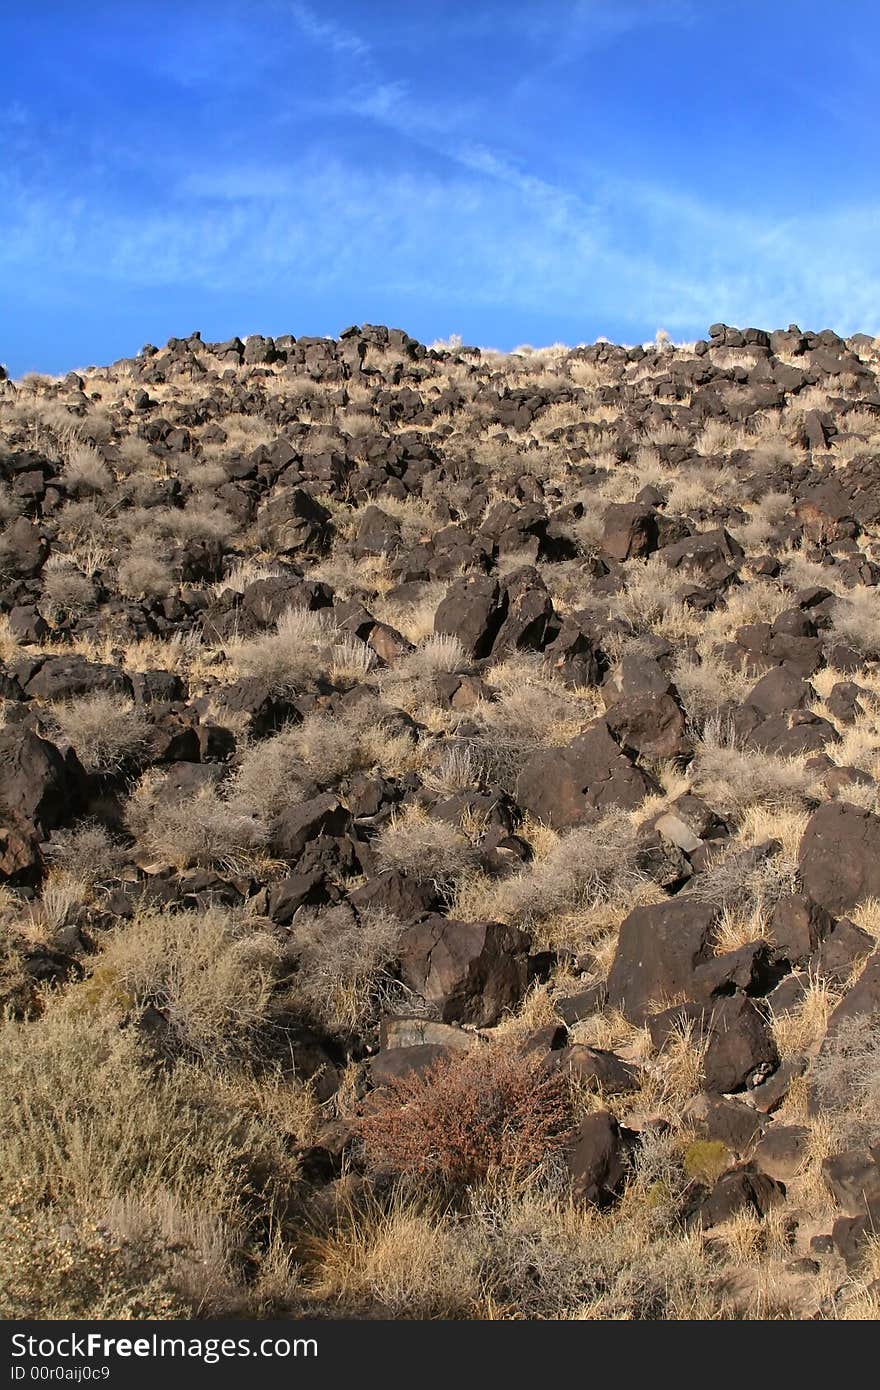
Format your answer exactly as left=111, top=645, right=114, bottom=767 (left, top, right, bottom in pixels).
left=606, top=898, right=719, bottom=1024
left=24, top=656, right=132, bottom=701
left=396, top=915, right=530, bottom=1026
left=516, top=717, right=659, bottom=828
left=702, top=994, right=779, bottom=1094
left=0, top=727, right=85, bottom=834
left=690, top=1165, right=785, bottom=1229
left=433, top=575, right=508, bottom=658
left=798, top=802, right=880, bottom=914
left=566, top=1110, right=629, bottom=1206
left=272, top=794, right=353, bottom=861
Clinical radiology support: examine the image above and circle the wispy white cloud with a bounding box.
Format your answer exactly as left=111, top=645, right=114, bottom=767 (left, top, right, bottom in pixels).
left=345, top=80, right=411, bottom=121
left=2, top=1, right=878, bottom=354
left=288, top=1, right=371, bottom=60
left=2, top=142, right=878, bottom=338
left=512, top=0, right=697, bottom=97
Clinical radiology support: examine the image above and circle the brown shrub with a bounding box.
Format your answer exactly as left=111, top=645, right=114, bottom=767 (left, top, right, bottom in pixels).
left=357, top=1047, right=573, bottom=1187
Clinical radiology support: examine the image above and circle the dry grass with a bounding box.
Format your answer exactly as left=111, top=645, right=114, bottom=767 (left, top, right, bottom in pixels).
left=295, top=701, right=425, bottom=783
left=489, top=810, right=648, bottom=932
left=41, top=561, right=98, bottom=621
left=126, top=775, right=270, bottom=874
left=808, top=1013, right=880, bottom=1150
left=460, top=656, right=602, bottom=792
left=63, top=443, right=113, bottom=495
left=374, top=803, right=479, bottom=892
left=230, top=607, right=336, bottom=692
left=691, top=718, right=818, bottom=818
left=671, top=646, right=754, bottom=728
left=43, top=820, right=128, bottom=884
left=84, top=904, right=284, bottom=1065
left=772, top=974, right=841, bottom=1060
left=611, top=557, right=699, bottom=642
left=0, top=990, right=305, bottom=1318
left=303, top=1190, right=484, bottom=1318
left=830, top=590, right=880, bottom=655
left=117, top=544, right=175, bottom=600
left=228, top=703, right=426, bottom=820
left=6, top=330, right=880, bottom=1321
left=288, top=905, right=404, bottom=1033
left=48, top=692, right=151, bottom=773
left=472, top=1165, right=713, bottom=1320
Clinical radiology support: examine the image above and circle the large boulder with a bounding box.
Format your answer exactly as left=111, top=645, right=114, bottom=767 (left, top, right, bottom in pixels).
left=490, top=574, right=555, bottom=654
left=24, top=656, right=132, bottom=702
left=396, top=914, right=530, bottom=1026
left=819, top=953, right=880, bottom=1043
left=769, top=893, right=833, bottom=966
left=812, top=916, right=873, bottom=983
left=348, top=870, right=442, bottom=921
left=241, top=575, right=332, bottom=628
left=744, top=666, right=814, bottom=718
left=353, top=505, right=401, bottom=557
left=516, top=717, right=659, bottom=828
left=753, top=1125, right=810, bottom=1181
left=0, top=517, right=49, bottom=577
left=565, top=1110, right=629, bottom=1205
left=0, top=823, right=42, bottom=885
left=603, top=657, right=691, bottom=760
left=0, top=727, right=86, bottom=835
left=798, top=802, right=880, bottom=915
left=433, top=575, right=508, bottom=658
left=553, top=1044, right=639, bottom=1094
left=601, top=503, right=658, bottom=562
left=690, top=1165, right=785, bottom=1229
left=542, top=619, right=603, bottom=688
left=606, top=898, right=719, bottom=1024
left=702, top=994, right=779, bottom=1094
left=272, top=794, right=353, bottom=861
left=257, top=487, right=331, bottom=555
left=657, top=527, right=744, bottom=586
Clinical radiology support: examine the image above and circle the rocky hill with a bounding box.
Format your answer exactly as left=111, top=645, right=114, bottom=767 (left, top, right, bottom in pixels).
left=2, top=320, right=880, bottom=1319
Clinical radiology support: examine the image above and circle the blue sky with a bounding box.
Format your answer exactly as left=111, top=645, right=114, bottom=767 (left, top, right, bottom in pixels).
left=2, top=1, right=879, bottom=375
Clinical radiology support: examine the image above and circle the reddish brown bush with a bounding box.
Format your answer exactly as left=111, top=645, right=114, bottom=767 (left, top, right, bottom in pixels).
left=357, top=1047, right=573, bottom=1186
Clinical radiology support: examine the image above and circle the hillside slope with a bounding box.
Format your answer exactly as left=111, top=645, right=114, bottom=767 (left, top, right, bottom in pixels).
left=2, top=321, right=880, bottom=1319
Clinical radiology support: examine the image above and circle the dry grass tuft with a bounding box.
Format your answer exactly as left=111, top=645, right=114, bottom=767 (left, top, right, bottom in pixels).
left=808, top=1012, right=880, bottom=1150
left=691, top=718, right=818, bottom=818
left=83, top=903, right=285, bottom=1065
left=374, top=804, right=479, bottom=892
left=231, top=607, right=339, bottom=694
left=491, top=810, right=648, bottom=930
left=288, top=905, right=404, bottom=1033
left=48, top=692, right=151, bottom=773
left=126, top=775, right=270, bottom=874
